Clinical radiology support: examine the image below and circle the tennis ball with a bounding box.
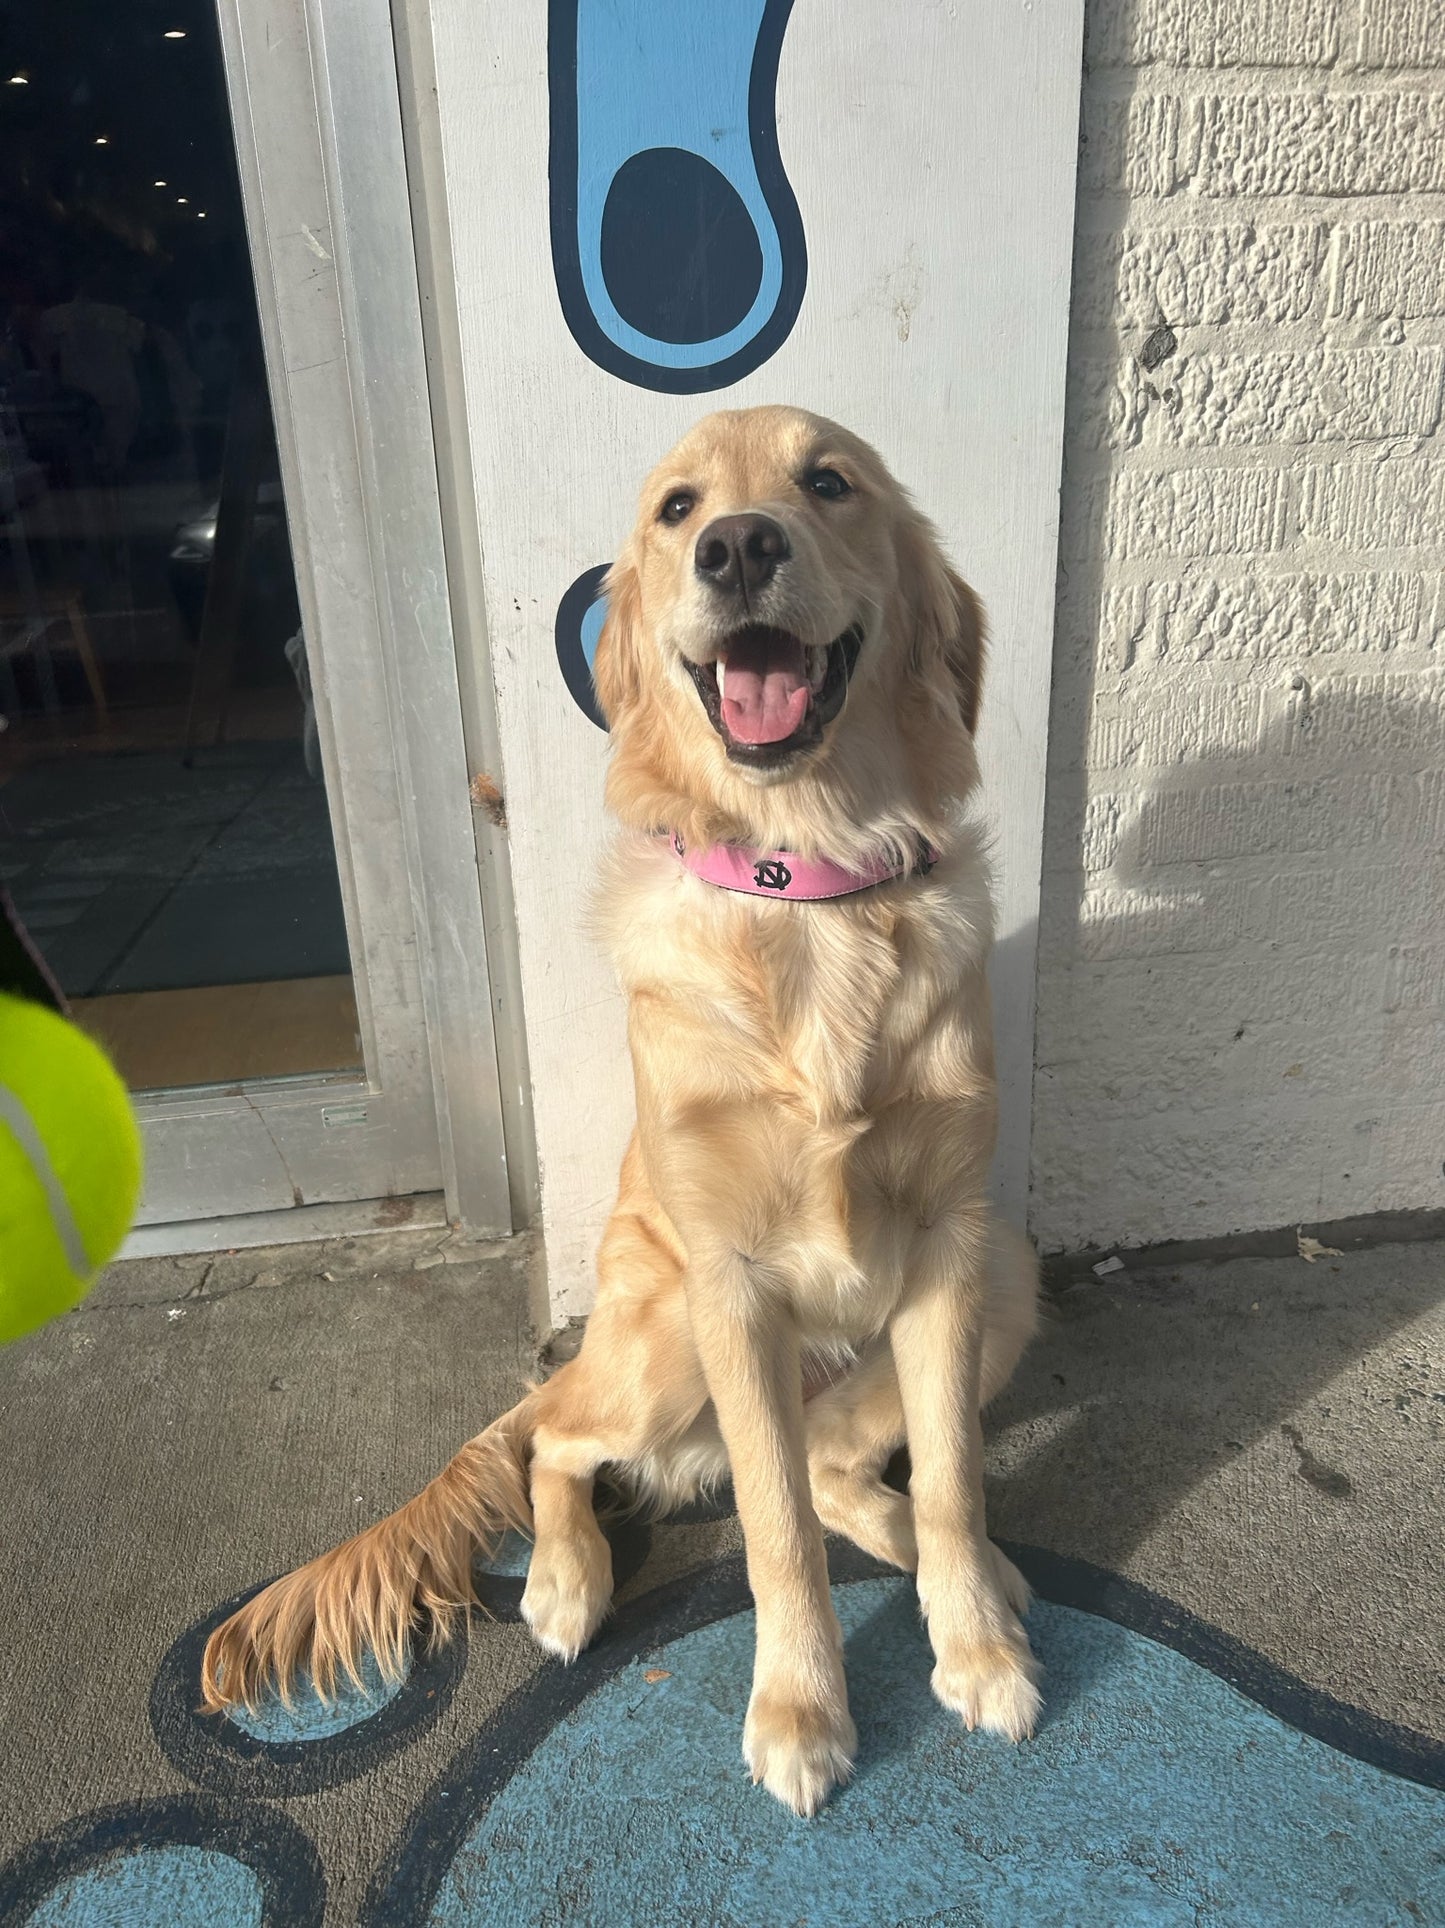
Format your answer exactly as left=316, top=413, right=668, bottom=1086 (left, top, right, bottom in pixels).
left=0, top=992, right=142, bottom=1345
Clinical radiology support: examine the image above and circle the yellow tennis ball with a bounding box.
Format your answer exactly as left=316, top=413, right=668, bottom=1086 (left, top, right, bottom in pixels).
left=0, top=992, right=143, bottom=1345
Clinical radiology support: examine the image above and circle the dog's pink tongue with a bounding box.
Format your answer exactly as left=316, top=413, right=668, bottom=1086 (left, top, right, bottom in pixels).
left=720, top=630, right=809, bottom=745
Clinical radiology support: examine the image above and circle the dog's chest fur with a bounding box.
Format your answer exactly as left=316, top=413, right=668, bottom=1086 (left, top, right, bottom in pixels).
left=605, top=830, right=993, bottom=1100
left=602, top=830, right=997, bottom=1329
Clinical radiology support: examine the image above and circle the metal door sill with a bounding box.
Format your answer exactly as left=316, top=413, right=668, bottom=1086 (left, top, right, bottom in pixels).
left=119, top=1192, right=450, bottom=1259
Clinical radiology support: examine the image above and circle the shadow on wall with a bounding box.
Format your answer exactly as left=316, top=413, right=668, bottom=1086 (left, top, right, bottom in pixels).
left=1034, top=263, right=1445, bottom=1251
left=1032, top=0, right=1445, bottom=1257
left=1035, top=559, right=1445, bottom=1256
left=1014, top=438, right=1444, bottom=1594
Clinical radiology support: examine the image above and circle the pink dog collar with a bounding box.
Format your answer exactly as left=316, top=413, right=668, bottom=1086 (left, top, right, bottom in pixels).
left=667, top=832, right=938, bottom=901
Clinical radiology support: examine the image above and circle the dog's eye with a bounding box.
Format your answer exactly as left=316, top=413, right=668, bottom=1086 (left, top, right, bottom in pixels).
left=805, top=468, right=851, bottom=501
left=658, top=491, right=695, bottom=524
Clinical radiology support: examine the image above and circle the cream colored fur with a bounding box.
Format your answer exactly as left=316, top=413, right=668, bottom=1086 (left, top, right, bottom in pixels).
left=202, top=406, right=1041, bottom=1817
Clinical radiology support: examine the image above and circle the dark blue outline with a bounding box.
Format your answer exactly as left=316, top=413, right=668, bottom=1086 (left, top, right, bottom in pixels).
left=148, top=1514, right=651, bottom=1797
left=359, top=1540, right=1445, bottom=1927
left=548, top=0, right=806, bottom=393
left=0, top=1796, right=325, bottom=1928
left=1012, top=1542, right=1445, bottom=1793
left=555, top=563, right=611, bottom=731
left=147, top=1578, right=466, bottom=1799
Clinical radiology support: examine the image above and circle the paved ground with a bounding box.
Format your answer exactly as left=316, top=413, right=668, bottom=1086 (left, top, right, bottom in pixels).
left=0, top=1229, right=1440, bottom=1923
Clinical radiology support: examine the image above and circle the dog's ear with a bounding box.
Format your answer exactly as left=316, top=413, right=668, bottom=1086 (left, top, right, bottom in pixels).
left=897, top=513, right=985, bottom=736
left=591, top=551, right=645, bottom=730
left=939, top=566, right=985, bottom=737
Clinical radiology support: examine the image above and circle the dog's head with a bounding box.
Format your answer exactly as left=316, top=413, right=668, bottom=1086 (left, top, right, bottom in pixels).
left=594, top=406, right=984, bottom=849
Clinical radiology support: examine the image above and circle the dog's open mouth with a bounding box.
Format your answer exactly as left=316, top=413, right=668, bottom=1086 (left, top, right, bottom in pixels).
left=683, top=622, right=864, bottom=767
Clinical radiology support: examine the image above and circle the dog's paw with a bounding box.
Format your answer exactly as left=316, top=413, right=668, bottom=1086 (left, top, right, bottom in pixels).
left=520, top=1531, right=613, bottom=1663
left=931, top=1637, right=1041, bottom=1742
left=811, top=1473, right=918, bottom=1573
left=743, top=1690, right=857, bottom=1817
left=989, top=1541, right=1031, bottom=1617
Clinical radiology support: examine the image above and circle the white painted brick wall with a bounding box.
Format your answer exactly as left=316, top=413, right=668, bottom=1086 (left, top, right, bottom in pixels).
left=1031, top=0, right=1445, bottom=1250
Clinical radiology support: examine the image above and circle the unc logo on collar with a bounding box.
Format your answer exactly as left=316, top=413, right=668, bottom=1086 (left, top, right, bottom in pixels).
left=753, top=858, right=792, bottom=891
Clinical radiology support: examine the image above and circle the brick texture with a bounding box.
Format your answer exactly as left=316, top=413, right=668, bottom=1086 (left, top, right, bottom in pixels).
left=1331, top=220, right=1445, bottom=318
left=1355, top=3, right=1445, bottom=71
left=1084, top=90, right=1445, bottom=198
left=1087, top=346, right=1445, bottom=450
left=1082, top=466, right=1293, bottom=560
left=1299, top=460, right=1445, bottom=549
left=1032, top=0, right=1445, bottom=1251
left=1075, top=223, right=1328, bottom=329
left=1088, top=570, right=1440, bottom=670
left=1087, top=0, right=1339, bottom=70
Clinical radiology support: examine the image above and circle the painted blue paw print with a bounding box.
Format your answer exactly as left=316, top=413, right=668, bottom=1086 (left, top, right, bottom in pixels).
left=147, top=1578, right=468, bottom=1799
left=3, top=1538, right=1443, bottom=1926
left=147, top=1517, right=649, bottom=1799
left=0, top=1798, right=324, bottom=1928
left=363, top=1550, right=1445, bottom=1927
left=0, top=1518, right=654, bottom=1923
left=549, top=0, right=805, bottom=392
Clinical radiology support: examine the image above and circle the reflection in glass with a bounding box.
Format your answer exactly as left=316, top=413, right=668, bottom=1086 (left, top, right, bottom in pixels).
left=0, top=0, right=359, bottom=1089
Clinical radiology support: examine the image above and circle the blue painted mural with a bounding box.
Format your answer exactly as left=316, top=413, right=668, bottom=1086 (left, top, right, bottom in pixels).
left=549, top=0, right=812, bottom=725
left=3, top=1540, right=1442, bottom=1926
left=0, top=1799, right=324, bottom=1928
left=549, top=0, right=805, bottom=394
left=399, top=1580, right=1445, bottom=1928
left=358, top=1546, right=1445, bottom=1927
left=555, top=563, right=611, bottom=732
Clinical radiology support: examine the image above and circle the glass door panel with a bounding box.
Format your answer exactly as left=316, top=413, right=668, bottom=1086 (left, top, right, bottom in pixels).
left=0, top=0, right=509, bottom=1232
left=0, top=3, right=359, bottom=1093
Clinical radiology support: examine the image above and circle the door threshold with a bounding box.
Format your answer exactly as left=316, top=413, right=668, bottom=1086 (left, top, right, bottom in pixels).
left=120, top=1192, right=449, bottom=1259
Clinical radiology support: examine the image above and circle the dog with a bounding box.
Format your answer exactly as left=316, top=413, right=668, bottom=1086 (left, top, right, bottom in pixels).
left=202, top=404, right=1041, bottom=1816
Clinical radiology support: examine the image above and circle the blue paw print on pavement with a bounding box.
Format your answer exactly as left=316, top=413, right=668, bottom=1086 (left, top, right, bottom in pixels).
left=221, top=1654, right=404, bottom=1746
left=3, top=1541, right=1443, bottom=1927
left=146, top=1578, right=468, bottom=1800
left=549, top=0, right=805, bottom=392
left=0, top=1799, right=324, bottom=1928
left=374, top=1571, right=1445, bottom=1928
left=0, top=1520, right=653, bottom=1924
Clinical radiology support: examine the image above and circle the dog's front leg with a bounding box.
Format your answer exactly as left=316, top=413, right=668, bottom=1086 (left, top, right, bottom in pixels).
left=890, top=1214, right=1041, bottom=1741
left=686, top=1265, right=855, bottom=1816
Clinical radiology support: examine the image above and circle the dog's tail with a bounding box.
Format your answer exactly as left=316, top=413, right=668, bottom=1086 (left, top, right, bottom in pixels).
left=199, top=1397, right=536, bottom=1714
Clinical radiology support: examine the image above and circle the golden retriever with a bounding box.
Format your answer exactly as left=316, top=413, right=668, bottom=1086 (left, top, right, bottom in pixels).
left=202, top=405, right=1041, bottom=1816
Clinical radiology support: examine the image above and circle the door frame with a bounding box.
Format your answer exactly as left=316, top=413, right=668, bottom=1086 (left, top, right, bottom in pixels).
left=130, top=0, right=515, bottom=1237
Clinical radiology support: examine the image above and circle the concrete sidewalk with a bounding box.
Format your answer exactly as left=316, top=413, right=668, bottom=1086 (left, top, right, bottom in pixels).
left=0, top=1228, right=1441, bottom=1921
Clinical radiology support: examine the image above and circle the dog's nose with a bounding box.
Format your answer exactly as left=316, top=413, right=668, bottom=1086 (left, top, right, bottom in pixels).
left=693, top=514, right=790, bottom=596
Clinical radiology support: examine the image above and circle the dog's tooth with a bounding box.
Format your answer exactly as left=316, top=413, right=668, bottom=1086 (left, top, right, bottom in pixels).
left=808, top=646, right=827, bottom=691
left=716, top=658, right=727, bottom=702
